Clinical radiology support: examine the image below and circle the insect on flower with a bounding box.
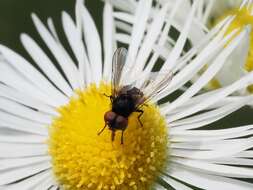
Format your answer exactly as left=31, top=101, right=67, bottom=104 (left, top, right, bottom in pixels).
left=98, top=47, right=173, bottom=144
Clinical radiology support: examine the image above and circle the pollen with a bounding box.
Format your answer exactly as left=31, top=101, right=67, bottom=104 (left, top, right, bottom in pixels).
left=48, top=83, right=168, bottom=190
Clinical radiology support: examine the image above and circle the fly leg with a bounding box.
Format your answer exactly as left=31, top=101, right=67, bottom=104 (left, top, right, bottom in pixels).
left=103, top=93, right=113, bottom=103
left=97, top=124, right=107, bottom=135
left=135, top=109, right=144, bottom=127
left=121, top=130, right=125, bottom=145
left=111, top=130, right=116, bottom=142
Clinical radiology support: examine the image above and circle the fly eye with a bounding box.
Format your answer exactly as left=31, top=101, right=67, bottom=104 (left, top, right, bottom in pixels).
left=104, top=111, right=116, bottom=122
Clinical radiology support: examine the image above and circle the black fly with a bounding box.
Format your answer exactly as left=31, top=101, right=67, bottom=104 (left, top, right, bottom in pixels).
left=98, top=48, right=172, bottom=144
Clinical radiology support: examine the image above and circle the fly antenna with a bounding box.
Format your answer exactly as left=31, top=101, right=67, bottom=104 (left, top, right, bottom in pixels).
left=97, top=124, right=107, bottom=135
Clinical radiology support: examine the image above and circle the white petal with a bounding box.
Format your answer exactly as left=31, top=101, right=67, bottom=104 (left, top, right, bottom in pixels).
left=80, top=4, right=102, bottom=84
left=0, top=45, right=69, bottom=106
left=31, top=14, right=79, bottom=89
left=0, top=161, right=51, bottom=185
left=171, top=124, right=253, bottom=136
left=169, top=98, right=249, bottom=128
left=0, top=84, right=58, bottom=116
left=0, top=111, right=48, bottom=136
left=202, top=0, right=216, bottom=24
left=156, top=17, right=236, bottom=101
left=49, top=185, right=59, bottom=190
left=166, top=106, right=220, bottom=128
left=160, top=0, right=199, bottom=73
left=160, top=88, right=220, bottom=115
left=123, top=0, right=152, bottom=74
left=75, top=0, right=83, bottom=40
left=45, top=17, right=82, bottom=88
left=165, top=1, right=206, bottom=47
left=170, top=137, right=253, bottom=159
left=47, top=17, right=60, bottom=42
left=33, top=176, right=56, bottom=190
left=103, top=2, right=116, bottom=81
left=234, top=151, right=253, bottom=158
left=129, top=1, right=174, bottom=78
left=216, top=28, right=250, bottom=88
left=0, top=60, right=60, bottom=107
left=115, top=33, right=131, bottom=44
left=172, top=17, right=233, bottom=73
left=20, top=33, right=73, bottom=97
left=168, top=163, right=253, bottom=190
left=163, top=27, right=248, bottom=113
left=0, top=134, right=46, bottom=144
left=115, top=20, right=132, bottom=34
left=62, top=11, right=91, bottom=86
left=0, top=98, right=52, bottom=124
left=168, top=97, right=249, bottom=130
left=110, top=0, right=136, bottom=13
left=160, top=175, right=194, bottom=190
left=113, top=12, right=134, bottom=23
left=1, top=169, right=53, bottom=190
left=0, top=143, right=47, bottom=158
left=171, top=136, right=253, bottom=150
left=165, top=71, right=253, bottom=122
left=205, top=157, right=253, bottom=166
left=171, top=129, right=253, bottom=142
left=143, top=0, right=183, bottom=74
left=0, top=156, right=50, bottom=171
left=171, top=158, right=253, bottom=178
left=153, top=183, right=167, bottom=190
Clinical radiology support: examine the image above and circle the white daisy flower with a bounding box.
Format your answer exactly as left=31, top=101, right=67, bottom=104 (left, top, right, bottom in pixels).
left=177, top=0, right=253, bottom=94
left=0, top=0, right=253, bottom=190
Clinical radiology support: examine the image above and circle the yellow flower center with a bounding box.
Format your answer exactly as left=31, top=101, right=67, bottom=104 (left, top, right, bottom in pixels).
left=209, top=6, right=253, bottom=91
left=48, top=83, right=168, bottom=190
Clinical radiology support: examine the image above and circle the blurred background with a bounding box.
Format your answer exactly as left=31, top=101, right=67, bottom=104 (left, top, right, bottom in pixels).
left=0, top=0, right=103, bottom=55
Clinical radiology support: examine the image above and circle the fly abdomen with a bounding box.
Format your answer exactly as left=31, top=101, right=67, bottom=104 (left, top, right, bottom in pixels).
left=111, top=115, right=128, bottom=130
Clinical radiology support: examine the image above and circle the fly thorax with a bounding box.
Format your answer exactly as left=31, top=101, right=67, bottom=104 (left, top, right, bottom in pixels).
left=112, top=95, right=135, bottom=116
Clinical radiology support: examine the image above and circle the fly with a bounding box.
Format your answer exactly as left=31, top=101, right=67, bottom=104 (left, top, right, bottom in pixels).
left=98, top=47, right=172, bottom=144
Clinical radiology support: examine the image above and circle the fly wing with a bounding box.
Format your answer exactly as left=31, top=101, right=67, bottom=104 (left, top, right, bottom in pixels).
left=138, top=71, right=173, bottom=105
left=111, top=47, right=128, bottom=97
